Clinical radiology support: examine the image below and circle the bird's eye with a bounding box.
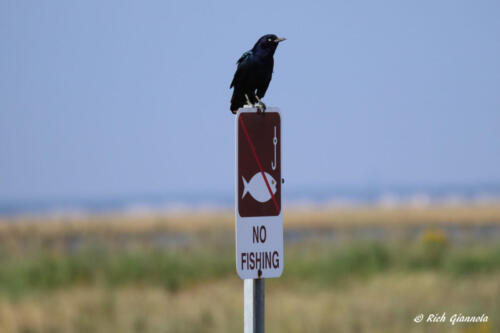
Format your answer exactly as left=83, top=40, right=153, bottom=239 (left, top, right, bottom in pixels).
left=268, top=38, right=272, bottom=42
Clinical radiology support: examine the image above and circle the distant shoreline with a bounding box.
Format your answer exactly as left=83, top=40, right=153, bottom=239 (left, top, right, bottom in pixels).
left=1, top=201, right=500, bottom=232
left=1, top=183, right=500, bottom=219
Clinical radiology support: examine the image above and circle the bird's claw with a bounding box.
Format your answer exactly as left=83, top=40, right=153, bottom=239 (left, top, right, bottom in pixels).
left=244, top=94, right=266, bottom=113
left=255, top=96, right=266, bottom=114
left=244, top=94, right=254, bottom=108
left=256, top=103, right=266, bottom=114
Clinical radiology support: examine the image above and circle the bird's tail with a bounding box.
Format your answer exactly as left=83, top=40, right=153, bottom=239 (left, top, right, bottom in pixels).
left=230, top=91, right=245, bottom=114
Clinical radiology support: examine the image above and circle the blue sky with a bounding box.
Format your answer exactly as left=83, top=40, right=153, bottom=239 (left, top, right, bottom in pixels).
left=1, top=1, right=499, bottom=202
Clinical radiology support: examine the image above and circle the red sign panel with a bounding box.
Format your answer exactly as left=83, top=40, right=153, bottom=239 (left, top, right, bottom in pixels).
left=238, top=112, right=281, bottom=217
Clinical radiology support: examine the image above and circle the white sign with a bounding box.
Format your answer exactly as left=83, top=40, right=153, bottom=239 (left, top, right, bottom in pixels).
left=235, top=108, right=283, bottom=279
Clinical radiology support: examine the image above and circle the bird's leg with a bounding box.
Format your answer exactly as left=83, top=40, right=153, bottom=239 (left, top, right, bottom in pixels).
left=255, top=95, right=266, bottom=113
left=244, top=94, right=254, bottom=108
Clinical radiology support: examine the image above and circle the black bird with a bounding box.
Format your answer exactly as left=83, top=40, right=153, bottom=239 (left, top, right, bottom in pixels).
left=230, top=34, right=286, bottom=114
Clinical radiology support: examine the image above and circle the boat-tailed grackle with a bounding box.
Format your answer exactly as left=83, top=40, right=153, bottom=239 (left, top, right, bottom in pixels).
left=230, top=34, right=286, bottom=114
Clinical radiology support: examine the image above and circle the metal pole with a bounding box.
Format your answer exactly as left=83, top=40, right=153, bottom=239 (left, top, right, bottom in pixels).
left=244, top=278, right=265, bottom=333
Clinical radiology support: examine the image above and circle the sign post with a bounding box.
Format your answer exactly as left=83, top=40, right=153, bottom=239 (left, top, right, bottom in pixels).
left=235, top=107, right=283, bottom=333
left=244, top=278, right=265, bottom=333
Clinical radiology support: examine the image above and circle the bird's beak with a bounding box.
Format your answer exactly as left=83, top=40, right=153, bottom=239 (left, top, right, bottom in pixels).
left=274, top=37, right=286, bottom=43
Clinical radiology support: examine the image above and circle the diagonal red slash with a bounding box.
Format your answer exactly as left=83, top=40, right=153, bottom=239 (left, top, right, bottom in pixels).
left=239, top=114, right=280, bottom=215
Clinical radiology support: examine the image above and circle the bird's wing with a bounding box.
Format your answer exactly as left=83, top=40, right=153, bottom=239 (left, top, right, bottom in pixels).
left=237, top=50, right=252, bottom=65
left=230, top=50, right=253, bottom=89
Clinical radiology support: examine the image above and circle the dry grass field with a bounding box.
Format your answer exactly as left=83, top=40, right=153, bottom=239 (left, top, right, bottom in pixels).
left=0, top=203, right=499, bottom=332
left=0, top=272, right=498, bottom=333
left=1, top=202, right=499, bottom=235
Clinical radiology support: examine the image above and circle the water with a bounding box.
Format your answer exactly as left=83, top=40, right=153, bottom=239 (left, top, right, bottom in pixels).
left=1, top=183, right=500, bottom=217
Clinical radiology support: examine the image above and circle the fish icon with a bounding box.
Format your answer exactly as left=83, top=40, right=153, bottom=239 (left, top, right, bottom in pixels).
left=242, top=172, right=277, bottom=203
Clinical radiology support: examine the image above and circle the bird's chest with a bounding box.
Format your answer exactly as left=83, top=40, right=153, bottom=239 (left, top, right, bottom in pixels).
left=249, top=60, right=273, bottom=81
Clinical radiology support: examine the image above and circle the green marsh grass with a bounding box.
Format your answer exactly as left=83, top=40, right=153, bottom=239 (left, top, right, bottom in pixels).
left=1, top=239, right=500, bottom=298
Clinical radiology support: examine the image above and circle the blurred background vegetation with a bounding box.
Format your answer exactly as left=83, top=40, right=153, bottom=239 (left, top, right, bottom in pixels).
left=0, top=204, right=499, bottom=332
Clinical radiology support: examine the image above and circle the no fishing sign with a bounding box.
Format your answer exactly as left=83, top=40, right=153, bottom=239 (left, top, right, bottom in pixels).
left=235, top=107, right=283, bottom=279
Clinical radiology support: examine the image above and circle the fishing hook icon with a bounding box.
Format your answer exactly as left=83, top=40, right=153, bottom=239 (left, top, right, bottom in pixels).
left=271, top=126, right=277, bottom=170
